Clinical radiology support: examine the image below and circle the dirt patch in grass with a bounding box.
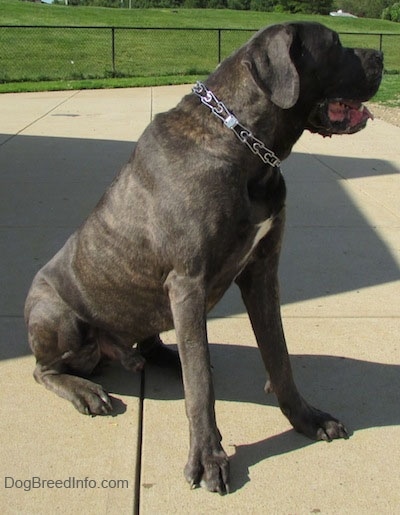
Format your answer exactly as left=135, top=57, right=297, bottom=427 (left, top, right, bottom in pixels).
left=369, top=103, right=400, bottom=127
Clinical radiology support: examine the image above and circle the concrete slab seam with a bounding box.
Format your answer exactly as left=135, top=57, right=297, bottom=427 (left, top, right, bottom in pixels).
left=134, top=370, right=145, bottom=515
left=0, top=89, right=82, bottom=148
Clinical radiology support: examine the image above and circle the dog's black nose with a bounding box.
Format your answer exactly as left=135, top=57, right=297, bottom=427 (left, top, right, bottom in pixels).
left=354, top=48, right=384, bottom=82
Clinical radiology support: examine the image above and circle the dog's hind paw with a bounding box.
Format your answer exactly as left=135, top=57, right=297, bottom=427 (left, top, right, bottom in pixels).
left=35, top=367, right=114, bottom=416
left=64, top=378, right=113, bottom=416
left=120, top=350, right=146, bottom=373
left=138, top=336, right=181, bottom=372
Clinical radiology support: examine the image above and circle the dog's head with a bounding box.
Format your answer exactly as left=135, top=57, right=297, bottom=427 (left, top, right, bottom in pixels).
left=243, top=22, right=383, bottom=136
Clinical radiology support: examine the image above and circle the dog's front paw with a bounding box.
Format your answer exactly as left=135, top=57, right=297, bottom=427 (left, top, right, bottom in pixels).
left=283, top=399, right=349, bottom=441
left=184, top=448, right=230, bottom=495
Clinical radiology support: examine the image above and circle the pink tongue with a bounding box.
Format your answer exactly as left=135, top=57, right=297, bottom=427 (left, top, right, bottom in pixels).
left=328, top=102, right=374, bottom=126
left=349, top=104, right=374, bottom=126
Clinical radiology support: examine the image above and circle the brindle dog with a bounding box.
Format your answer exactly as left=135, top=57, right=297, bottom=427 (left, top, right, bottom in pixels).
left=25, top=22, right=383, bottom=493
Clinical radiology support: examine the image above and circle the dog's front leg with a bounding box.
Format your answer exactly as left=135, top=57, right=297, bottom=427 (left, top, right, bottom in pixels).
left=236, top=215, right=348, bottom=442
left=166, top=271, right=229, bottom=494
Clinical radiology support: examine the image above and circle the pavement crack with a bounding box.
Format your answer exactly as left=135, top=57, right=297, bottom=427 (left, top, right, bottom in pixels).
left=134, top=369, right=145, bottom=515
left=0, top=89, right=82, bottom=147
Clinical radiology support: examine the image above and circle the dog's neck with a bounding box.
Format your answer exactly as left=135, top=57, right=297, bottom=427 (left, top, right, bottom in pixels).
left=204, top=69, right=309, bottom=165
left=192, top=82, right=281, bottom=169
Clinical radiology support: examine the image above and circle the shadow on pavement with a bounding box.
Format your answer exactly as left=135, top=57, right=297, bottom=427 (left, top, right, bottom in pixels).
left=1, top=131, right=397, bottom=493
left=1, top=133, right=399, bottom=362
left=94, top=342, right=400, bottom=491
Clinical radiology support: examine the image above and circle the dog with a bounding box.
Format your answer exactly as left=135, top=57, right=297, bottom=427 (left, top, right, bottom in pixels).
left=25, top=22, right=383, bottom=494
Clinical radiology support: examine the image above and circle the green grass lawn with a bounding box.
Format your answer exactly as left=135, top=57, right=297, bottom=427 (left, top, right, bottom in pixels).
left=0, top=0, right=399, bottom=103
left=2, top=0, right=400, bottom=31
left=373, top=74, right=400, bottom=107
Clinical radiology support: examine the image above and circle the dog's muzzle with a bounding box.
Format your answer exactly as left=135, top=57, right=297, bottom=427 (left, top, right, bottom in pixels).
left=307, top=98, right=375, bottom=137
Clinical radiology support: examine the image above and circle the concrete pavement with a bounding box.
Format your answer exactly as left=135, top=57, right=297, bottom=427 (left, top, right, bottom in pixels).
left=0, top=85, right=399, bottom=514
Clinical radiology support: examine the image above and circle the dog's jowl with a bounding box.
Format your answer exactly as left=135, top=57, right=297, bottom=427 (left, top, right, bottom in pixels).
left=25, top=22, right=383, bottom=494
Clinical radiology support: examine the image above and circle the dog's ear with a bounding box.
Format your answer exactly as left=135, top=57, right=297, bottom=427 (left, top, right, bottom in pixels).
left=243, top=24, right=300, bottom=109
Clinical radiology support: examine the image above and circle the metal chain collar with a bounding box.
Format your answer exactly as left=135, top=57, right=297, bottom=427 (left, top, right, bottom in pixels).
left=192, top=81, right=281, bottom=168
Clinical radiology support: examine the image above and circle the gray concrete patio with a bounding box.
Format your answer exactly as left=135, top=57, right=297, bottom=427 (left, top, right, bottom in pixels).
left=0, top=85, right=399, bottom=514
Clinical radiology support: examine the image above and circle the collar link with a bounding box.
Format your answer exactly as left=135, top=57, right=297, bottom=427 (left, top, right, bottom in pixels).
left=192, top=81, right=281, bottom=168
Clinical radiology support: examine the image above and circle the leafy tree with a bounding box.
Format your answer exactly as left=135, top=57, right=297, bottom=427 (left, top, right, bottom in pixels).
left=207, top=0, right=228, bottom=7
left=309, top=0, right=334, bottom=13
left=227, top=0, right=251, bottom=9
left=278, top=0, right=333, bottom=14
left=382, top=1, right=400, bottom=21
left=250, top=0, right=276, bottom=11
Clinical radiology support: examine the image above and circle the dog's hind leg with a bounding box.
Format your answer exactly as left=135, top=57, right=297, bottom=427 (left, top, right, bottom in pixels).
left=25, top=278, right=113, bottom=415
left=33, top=363, right=113, bottom=416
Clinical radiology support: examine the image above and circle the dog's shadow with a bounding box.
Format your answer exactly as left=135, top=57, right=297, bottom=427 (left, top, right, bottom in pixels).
left=99, top=342, right=400, bottom=491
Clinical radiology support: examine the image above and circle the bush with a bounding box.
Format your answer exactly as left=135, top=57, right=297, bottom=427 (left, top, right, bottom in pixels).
left=382, top=2, right=400, bottom=21
left=207, top=0, right=228, bottom=6
left=250, top=0, right=275, bottom=11
left=278, top=0, right=333, bottom=13
left=226, top=0, right=250, bottom=9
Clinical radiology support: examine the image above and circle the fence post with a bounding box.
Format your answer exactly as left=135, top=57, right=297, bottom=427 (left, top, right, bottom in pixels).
left=379, top=33, right=383, bottom=52
left=218, top=29, right=221, bottom=63
left=111, top=27, right=116, bottom=77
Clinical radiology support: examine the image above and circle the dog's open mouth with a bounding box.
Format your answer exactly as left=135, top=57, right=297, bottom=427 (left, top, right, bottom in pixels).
left=307, top=99, right=374, bottom=136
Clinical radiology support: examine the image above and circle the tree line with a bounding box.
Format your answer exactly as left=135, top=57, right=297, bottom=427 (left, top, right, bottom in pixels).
left=53, top=0, right=400, bottom=21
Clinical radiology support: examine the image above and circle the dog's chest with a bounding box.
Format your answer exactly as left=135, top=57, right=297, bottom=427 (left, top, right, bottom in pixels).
left=238, top=216, right=274, bottom=270
left=251, top=217, right=274, bottom=251
left=206, top=215, right=275, bottom=312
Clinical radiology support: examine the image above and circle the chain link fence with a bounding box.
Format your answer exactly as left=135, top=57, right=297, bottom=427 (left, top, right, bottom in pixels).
left=0, top=26, right=399, bottom=83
